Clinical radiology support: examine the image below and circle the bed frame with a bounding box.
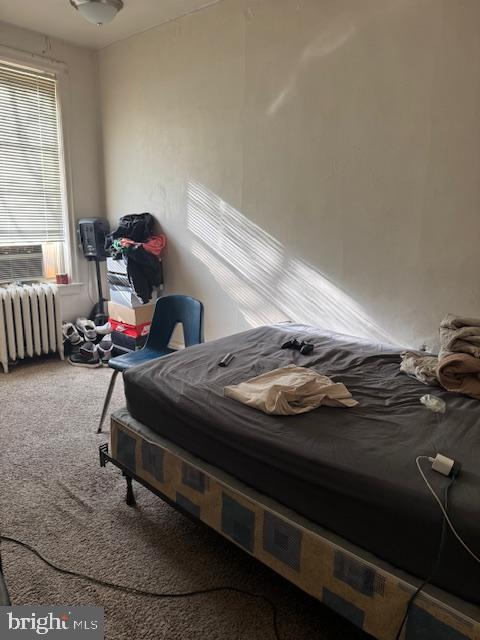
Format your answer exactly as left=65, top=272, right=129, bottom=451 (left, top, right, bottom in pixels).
left=100, top=409, right=480, bottom=640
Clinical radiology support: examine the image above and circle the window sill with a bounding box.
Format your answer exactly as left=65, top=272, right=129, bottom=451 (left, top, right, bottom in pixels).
left=57, top=282, right=84, bottom=296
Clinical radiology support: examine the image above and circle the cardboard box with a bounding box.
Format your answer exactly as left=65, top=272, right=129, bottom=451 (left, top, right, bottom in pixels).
left=106, top=256, right=127, bottom=275
left=110, top=318, right=151, bottom=339
left=109, top=285, right=157, bottom=308
left=112, top=330, right=147, bottom=351
left=108, top=300, right=155, bottom=326
left=107, top=272, right=159, bottom=307
left=107, top=272, right=130, bottom=288
left=108, top=257, right=164, bottom=283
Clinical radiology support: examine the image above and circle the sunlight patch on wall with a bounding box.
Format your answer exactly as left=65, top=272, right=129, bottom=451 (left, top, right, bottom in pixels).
left=191, top=240, right=287, bottom=327
left=187, top=181, right=395, bottom=344
left=267, top=14, right=356, bottom=116
left=187, top=180, right=284, bottom=302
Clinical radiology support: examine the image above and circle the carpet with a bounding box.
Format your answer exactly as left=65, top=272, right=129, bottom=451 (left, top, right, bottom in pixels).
left=0, top=357, right=370, bottom=640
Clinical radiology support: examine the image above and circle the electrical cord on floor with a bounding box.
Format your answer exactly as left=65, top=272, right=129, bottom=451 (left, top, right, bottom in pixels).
left=0, top=535, right=281, bottom=640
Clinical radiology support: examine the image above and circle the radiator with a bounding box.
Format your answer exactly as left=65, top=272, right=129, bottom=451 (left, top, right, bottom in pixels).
left=0, top=283, right=64, bottom=373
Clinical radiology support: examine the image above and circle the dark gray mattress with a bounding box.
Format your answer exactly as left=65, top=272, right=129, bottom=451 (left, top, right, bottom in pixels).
left=124, top=324, right=480, bottom=604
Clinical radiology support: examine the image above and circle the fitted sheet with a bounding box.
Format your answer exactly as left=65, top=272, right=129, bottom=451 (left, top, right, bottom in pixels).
left=124, top=324, right=480, bottom=604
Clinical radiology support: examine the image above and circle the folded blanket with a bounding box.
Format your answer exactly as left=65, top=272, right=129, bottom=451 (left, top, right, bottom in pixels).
left=437, top=353, right=480, bottom=400
left=439, top=314, right=480, bottom=359
left=400, top=351, right=439, bottom=385
left=224, top=365, right=358, bottom=415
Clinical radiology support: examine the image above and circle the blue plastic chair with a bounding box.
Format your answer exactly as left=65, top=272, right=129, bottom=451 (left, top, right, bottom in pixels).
left=97, top=295, right=204, bottom=433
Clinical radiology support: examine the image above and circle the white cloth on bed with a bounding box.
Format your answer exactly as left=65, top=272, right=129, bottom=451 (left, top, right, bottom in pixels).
left=224, top=364, right=358, bottom=415
left=400, top=351, right=439, bottom=385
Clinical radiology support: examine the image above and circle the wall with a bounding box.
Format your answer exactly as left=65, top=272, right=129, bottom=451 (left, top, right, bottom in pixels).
left=99, top=0, right=480, bottom=347
left=0, top=21, right=104, bottom=321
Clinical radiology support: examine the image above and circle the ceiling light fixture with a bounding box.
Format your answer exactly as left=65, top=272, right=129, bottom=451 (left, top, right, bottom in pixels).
left=70, top=0, right=124, bottom=26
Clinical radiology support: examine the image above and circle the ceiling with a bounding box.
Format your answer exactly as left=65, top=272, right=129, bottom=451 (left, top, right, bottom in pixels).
left=0, top=0, right=220, bottom=49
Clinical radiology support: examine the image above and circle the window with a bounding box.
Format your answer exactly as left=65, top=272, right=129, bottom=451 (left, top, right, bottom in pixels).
left=0, top=61, right=68, bottom=282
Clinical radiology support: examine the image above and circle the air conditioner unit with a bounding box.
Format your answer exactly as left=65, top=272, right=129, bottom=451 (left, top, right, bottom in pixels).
left=0, top=245, right=44, bottom=284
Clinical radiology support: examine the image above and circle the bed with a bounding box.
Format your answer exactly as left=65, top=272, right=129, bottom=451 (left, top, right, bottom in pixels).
left=100, top=323, right=480, bottom=640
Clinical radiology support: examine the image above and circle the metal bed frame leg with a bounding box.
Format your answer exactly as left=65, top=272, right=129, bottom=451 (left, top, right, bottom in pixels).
left=97, top=370, right=119, bottom=434
left=124, top=474, right=136, bottom=506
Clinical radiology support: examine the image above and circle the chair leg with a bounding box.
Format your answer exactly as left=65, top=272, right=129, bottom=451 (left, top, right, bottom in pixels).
left=97, top=370, right=119, bottom=434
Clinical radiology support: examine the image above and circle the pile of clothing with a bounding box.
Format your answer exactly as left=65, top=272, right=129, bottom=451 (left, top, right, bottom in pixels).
left=400, top=314, right=480, bottom=399
left=105, top=213, right=166, bottom=304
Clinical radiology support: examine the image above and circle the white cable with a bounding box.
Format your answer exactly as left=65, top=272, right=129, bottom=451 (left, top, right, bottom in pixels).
left=416, top=456, right=480, bottom=564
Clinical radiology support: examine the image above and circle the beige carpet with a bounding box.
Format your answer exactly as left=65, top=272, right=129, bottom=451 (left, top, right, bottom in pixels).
left=0, top=357, right=369, bottom=640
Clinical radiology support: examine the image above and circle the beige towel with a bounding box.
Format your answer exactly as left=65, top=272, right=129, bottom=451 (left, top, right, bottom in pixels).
left=224, top=365, right=358, bottom=415
left=437, top=353, right=480, bottom=400
left=439, top=314, right=480, bottom=359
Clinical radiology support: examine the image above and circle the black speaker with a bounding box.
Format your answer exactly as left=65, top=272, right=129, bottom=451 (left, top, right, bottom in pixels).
left=78, top=218, right=110, bottom=261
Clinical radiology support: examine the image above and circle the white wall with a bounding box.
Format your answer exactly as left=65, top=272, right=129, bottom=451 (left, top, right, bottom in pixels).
left=99, top=0, right=480, bottom=347
left=0, top=21, right=104, bottom=321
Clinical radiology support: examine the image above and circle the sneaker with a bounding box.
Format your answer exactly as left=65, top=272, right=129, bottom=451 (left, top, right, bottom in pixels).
left=68, top=342, right=101, bottom=368
left=97, top=339, right=113, bottom=365
left=95, top=321, right=112, bottom=336
left=62, top=322, right=83, bottom=346
left=76, top=318, right=97, bottom=341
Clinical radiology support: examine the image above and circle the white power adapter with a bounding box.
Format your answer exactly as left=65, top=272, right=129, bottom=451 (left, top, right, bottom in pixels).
left=428, top=453, right=462, bottom=478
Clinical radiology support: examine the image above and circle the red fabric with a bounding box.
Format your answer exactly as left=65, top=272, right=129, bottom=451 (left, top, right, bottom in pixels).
left=120, top=238, right=137, bottom=248
left=143, top=234, right=166, bottom=257
left=117, top=234, right=166, bottom=257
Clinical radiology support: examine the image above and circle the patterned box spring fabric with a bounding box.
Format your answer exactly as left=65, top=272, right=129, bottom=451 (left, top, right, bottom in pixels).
left=110, top=408, right=480, bottom=640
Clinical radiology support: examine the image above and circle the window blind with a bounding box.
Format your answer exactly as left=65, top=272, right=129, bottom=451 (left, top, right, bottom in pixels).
left=0, top=63, right=65, bottom=245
